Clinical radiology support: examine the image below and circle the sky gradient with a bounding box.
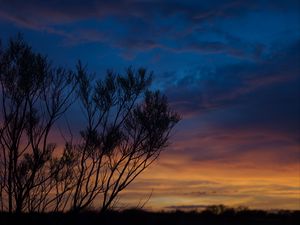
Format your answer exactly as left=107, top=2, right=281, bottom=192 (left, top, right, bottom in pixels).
left=0, top=0, right=299, bottom=210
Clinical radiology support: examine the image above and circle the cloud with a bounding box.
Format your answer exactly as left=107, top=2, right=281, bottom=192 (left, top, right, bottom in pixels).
left=0, top=1, right=251, bottom=24
left=1, top=0, right=294, bottom=59
left=151, top=40, right=300, bottom=178
left=164, top=40, right=300, bottom=132
left=118, top=170, right=300, bottom=210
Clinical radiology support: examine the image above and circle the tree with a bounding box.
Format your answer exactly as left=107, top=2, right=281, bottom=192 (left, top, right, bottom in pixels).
left=70, top=64, right=180, bottom=212
left=0, top=36, right=180, bottom=213
left=0, top=35, right=77, bottom=213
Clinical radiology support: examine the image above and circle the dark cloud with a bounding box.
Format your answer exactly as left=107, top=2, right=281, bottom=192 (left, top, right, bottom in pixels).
left=1, top=0, right=297, bottom=58
left=158, top=40, right=300, bottom=168
left=165, top=40, right=300, bottom=134
left=1, top=0, right=297, bottom=26
left=0, top=0, right=251, bottom=23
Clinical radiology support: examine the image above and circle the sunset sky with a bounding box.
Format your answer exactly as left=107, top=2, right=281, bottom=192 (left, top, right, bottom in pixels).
left=0, top=0, right=299, bottom=210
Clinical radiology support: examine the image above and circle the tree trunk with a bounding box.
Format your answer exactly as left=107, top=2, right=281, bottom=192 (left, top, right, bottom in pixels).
left=8, top=151, right=13, bottom=213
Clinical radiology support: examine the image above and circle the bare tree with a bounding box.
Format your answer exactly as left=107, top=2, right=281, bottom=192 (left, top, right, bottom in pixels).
left=0, top=36, right=180, bottom=213
left=0, top=35, right=77, bottom=213
left=70, top=64, right=180, bottom=212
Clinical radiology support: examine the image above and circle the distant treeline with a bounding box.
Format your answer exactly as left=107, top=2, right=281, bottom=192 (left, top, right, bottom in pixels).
left=0, top=207, right=299, bottom=225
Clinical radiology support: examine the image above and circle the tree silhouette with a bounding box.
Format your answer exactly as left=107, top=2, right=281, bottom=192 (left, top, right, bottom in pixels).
left=0, top=36, right=180, bottom=213
left=0, top=35, right=77, bottom=213
left=70, top=63, right=180, bottom=212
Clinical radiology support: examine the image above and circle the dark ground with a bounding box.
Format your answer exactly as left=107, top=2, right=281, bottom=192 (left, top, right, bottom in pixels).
left=0, top=208, right=299, bottom=225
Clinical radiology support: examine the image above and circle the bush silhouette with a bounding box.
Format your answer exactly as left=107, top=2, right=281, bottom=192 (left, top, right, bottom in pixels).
left=0, top=35, right=180, bottom=213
